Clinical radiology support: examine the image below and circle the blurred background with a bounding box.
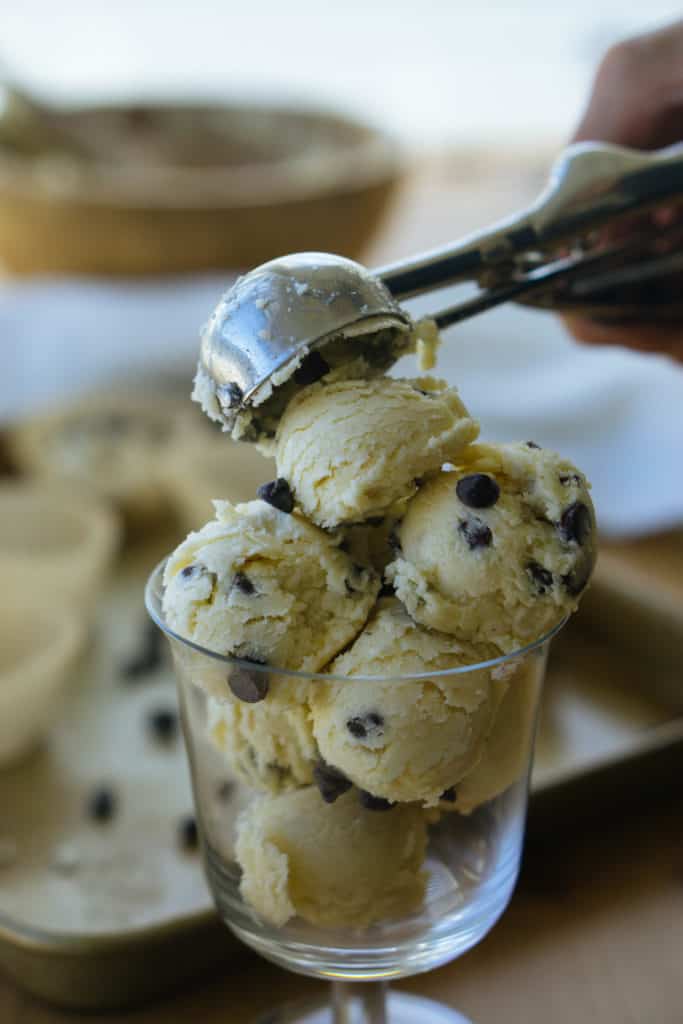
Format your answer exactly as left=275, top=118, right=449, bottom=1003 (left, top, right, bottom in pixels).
left=3, top=0, right=681, bottom=148
left=1, top=2, right=683, bottom=1014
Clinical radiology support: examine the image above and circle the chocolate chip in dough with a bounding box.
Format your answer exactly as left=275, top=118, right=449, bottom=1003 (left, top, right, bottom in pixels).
left=559, top=502, right=591, bottom=545
left=294, top=351, right=330, bottom=386
left=359, top=790, right=395, bottom=812
left=228, top=660, right=269, bottom=703
left=87, top=786, right=117, bottom=823
left=147, top=707, right=179, bottom=744
left=527, top=561, right=554, bottom=595
left=178, top=815, right=199, bottom=852
left=440, top=786, right=457, bottom=803
left=216, top=381, right=244, bottom=410
left=346, top=712, right=384, bottom=740
left=313, top=762, right=353, bottom=804
left=458, top=517, right=493, bottom=549
left=456, top=474, right=500, bottom=509
left=257, top=478, right=294, bottom=514
left=232, top=572, right=256, bottom=595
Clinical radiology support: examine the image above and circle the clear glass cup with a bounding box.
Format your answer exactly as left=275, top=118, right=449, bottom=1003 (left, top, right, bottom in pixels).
left=146, top=560, right=562, bottom=1024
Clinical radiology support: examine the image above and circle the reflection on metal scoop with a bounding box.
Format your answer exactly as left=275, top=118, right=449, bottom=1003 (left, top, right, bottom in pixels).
left=194, top=252, right=413, bottom=439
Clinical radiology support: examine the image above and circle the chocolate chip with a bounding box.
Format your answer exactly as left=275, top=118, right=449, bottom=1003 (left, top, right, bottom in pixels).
left=178, top=815, right=199, bottom=852
left=527, top=561, right=554, bottom=594
left=103, top=413, right=130, bottom=434
left=388, top=531, right=401, bottom=552
left=346, top=712, right=384, bottom=740
left=228, top=660, right=269, bottom=703
left=216, top=780, right=235, bottom=802
left=559, top=502, right=591, bottom=545
left=345, top=564, right=369, bottom=595
left=562, top=560, right=592, bottom=597
left=294, top=351, right=330, bottom=386
left=216, top=381, right=243, bottom=410
left=458, top=517, right=492, bottom=550
left=378, top=582, right=395, bottom=598
left=87, top=786, right=117, bottom=823
left=147, top=707, right=178, bottom=744
left=313, top=762, right=353, bottom=804
left=559, top=473, right=582, bottom=486
left=257, top=478, right=294, bottom=514
left=120, top=619, right=164, bottom=681
left=440, top=786, right=457, bottom=803
left=359, top=790, right=395, bottom=811
left=456, top=474, right=500, bottom=509
left=525, top=441, right=541, bottom=449
left=232, top=572, right=256, bottom=595
left=180, top=563, right=212, bottom=583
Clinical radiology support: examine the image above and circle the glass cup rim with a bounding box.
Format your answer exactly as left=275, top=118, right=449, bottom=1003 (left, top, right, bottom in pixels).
left=145, top=556, right=566, bottom=684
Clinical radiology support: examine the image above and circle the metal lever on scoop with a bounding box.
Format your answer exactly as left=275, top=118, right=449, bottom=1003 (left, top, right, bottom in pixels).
left=376, top=141, right=683, bottom=305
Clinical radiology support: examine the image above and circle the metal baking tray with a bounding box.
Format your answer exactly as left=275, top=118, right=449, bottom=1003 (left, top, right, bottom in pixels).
left=1, top=532, right=682, bottom=1010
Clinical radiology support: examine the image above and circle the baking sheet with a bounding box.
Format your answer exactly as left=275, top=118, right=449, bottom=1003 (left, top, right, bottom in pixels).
left=0, top=533, right=682, bottom=1009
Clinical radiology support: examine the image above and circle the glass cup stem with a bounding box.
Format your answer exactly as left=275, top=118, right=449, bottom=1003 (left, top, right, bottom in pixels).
left=332, top=981, right=388, bottom=1023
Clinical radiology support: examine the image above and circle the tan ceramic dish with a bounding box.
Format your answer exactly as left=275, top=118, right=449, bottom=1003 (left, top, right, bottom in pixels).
left=0, top=603, right=84, bottom=766
left=0, top=479, right=120, bottom=614
left=0, top=102, right=401, bottom=276
left=161, top=416, right=276, bottom=532
left=7, top=392, right=188, bottom=532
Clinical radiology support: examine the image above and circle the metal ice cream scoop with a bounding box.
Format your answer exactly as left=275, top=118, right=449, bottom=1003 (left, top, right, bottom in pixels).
left=198, top=140, right=683, bottom=432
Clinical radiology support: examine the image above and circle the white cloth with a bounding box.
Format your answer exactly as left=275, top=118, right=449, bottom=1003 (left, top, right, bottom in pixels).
left=2, top=277, right=682, bottom=538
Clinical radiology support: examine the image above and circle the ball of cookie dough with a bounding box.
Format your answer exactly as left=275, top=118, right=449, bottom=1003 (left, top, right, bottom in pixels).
left=310, top=600, right=499, bottom=807
left=442, top=655, right=543, bottom=815
left=207, top=686, right=317, bottom=793
left=274, top=376, right=479, bottom=528
left=387, top=442, right=596, bottom=651
left=162, top=498, right=379, bottom=671
left=234, top=787, right=428, bottom=927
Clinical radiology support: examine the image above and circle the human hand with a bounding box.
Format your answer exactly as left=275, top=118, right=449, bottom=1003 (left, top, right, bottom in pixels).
left=563, top=20, right=683, bottom=363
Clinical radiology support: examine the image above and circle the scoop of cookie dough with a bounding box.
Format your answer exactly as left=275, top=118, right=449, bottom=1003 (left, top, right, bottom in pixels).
left=207, top=685, right=317, bottom=793
left=274, top=376, right=478, bottom=528
left=387, top=442, right=596, bottom=651
left=310, top=599, right=499, bottom=807
left=443, top=655, right=543, bottom=814
left=162, top=498, right=379, bottom=671
left=234, top=787, right=428, bottom=927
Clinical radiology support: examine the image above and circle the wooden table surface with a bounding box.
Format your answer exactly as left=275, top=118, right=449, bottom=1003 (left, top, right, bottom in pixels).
left=3, top=153, right=682, bottom=1023
left=2, top=797, right=682, bottom=1024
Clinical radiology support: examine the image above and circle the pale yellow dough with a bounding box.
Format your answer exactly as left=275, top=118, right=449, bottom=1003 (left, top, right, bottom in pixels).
left=275, top=376, right=478, bottom=528
left=234, top=787, right=428, bottom=927
left=387, top=442, right=596, bottom=652
left=311, top=600, right=499, bottom=806
left=207, top=684, right=317, bottom=792
left=449, top=656, right=543, bottom=814
left=162, top=499, right=379, bottom=671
